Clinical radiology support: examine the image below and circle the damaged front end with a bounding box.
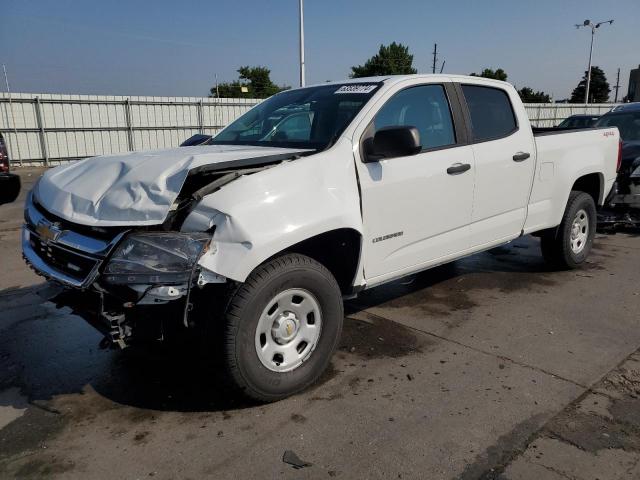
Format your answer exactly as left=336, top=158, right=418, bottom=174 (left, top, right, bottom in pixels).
left=22, top=145, right=307, bottom=348
left=21, top=177, right=236, bottom=349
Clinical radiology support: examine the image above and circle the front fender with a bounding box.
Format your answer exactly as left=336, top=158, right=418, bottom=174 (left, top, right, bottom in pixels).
left=183, top=140, right=363, bottom=282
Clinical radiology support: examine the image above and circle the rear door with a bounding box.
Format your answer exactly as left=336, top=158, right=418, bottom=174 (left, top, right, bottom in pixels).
left=353, top=80, right=475, bottom=282
left=458, top=83, right=536, bottom=246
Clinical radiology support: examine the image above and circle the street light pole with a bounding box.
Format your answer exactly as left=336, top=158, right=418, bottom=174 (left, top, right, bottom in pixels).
left=575, top=19, right=613, bottom=105
left=585, top=26, right=595, bottom=104
left=299, top=0, right=305, bottom=87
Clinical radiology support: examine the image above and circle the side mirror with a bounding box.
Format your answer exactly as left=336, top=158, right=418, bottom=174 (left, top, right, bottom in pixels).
left=364, top=126, right=421, bottom=162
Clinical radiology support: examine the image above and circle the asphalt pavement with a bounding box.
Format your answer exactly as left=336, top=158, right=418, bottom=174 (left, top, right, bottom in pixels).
left=1, top=169, right=639, bottom=479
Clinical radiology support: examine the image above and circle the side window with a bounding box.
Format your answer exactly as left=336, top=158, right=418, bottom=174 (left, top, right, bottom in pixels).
left=461, top=85, right=517, bottom=141
left=374, top=85, right=456, bottom=150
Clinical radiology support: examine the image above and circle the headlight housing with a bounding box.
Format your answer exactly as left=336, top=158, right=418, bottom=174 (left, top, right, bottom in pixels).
left=103, top=232, right=211, bottom=285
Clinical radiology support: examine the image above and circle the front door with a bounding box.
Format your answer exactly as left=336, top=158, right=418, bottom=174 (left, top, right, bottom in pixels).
left=354, top=82, right=475, bottom=282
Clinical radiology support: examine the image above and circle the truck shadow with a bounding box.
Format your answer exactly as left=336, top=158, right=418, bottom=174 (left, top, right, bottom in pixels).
left=347, top=235, right=559, bottom=315
left=0, top=283, right=254, bottom=414
left=0, top=283, right=351, bottom=414
left=0, top=235, right=601, bottom=416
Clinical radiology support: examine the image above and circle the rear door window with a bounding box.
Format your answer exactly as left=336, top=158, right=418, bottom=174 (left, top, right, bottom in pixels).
left=461, top=85, right=517, bottom=141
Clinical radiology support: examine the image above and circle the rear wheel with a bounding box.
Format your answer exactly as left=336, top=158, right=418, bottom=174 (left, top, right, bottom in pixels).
left=540, top=191, right=596, bottom=269
left=222, top=253, right=343, bottom=402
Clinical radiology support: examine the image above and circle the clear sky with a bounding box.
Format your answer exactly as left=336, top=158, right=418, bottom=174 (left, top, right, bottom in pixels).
left=1, top=0, right=638, bottom=100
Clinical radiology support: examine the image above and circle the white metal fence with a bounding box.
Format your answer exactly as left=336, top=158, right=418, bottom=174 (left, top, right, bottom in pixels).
left=525, top=103, right=618, bottom=128
left=0, top=93, right=260, bottom=166
left=0, top=92, right=620, bottom=166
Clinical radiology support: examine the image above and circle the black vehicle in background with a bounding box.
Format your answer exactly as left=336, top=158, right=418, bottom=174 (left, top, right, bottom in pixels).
left=0, top=133, right=21, bottom=205
left=557, top=114, right=600, bottom=129
left=595, top=103, right=640, bottom=227
left=180, top=133, right=213, bottom=146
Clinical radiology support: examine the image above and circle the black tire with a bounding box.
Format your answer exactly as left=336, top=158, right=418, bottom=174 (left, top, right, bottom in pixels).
left=540, top=191, right=597, bottom=269
left=222, top=253, right=343, bottom=402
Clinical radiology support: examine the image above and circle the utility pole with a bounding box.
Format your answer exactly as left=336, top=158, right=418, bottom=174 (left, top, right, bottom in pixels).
left=432, top=43, right=438, bottom=74
left=439, top=60, right=446, bottom=74
left=613, top=68, right=621, bottom=103
left=299, top=0, right=305, bottom=87
left=2, top=64, right=22, bottom=166
left=575, top=19, right=614, bottom=105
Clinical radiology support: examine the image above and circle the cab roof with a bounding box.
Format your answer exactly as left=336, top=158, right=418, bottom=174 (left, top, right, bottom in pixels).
left=305, top=74, right=512, bottom=89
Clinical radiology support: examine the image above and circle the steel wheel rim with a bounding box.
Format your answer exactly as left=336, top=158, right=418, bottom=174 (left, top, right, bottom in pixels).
left=254, top=288, right=322, bottom=373
left=570, top=208, right=589, bottom=254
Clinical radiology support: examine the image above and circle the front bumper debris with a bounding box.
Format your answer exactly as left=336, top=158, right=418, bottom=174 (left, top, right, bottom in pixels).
left=22, top=192, right=225, bottom=349
left=51, top=287, right=186, bottom=348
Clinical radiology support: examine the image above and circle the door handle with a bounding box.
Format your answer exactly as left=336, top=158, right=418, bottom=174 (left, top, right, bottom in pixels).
left=446, top=163, right=471, bottom=175
left=513, top=152, right=530, bottom=162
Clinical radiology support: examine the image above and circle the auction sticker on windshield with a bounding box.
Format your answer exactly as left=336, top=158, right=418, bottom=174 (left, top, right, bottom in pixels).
left=334, top=84, right=378, bottom=94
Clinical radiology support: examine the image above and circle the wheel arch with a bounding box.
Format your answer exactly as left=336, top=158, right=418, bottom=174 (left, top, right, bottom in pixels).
left=271, top=228, right=363, bottom=295
left=571, top=172, right=604, bottom=206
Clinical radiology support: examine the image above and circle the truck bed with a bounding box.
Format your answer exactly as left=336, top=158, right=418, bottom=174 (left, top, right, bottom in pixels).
left=532, top=126, right=611, bottom=136
left=522, top=126, right=619, bottom=235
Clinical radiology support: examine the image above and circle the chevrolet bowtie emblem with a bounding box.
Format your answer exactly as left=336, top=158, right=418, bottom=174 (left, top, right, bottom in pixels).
left=36, top=221, right=62, bottom=244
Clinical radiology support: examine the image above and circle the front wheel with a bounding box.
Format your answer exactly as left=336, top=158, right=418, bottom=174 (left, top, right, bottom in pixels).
left=222, top=253, right=343, bottom=402
left=540, top=191, right=597, bottom=269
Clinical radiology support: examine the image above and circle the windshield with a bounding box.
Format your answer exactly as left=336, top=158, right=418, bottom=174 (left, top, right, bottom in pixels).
left=211, top=83, right=381, bottom=150
left=595, top=112, right=640, bottom=141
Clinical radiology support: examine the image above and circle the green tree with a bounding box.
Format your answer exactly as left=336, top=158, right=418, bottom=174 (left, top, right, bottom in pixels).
left=569, top=66, right=610, bottom=103
left=350, top=42, right=417, bottom=78
left=211, top=66, right=288, bottom=98
left=469, top=68, right=508, bottom=81
left=518, top=87, right=551, bottom=103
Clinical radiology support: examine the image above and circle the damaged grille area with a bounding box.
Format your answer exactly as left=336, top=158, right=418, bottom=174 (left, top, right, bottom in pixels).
left=23, top=192, right=127, bottom=288
left=28, top=234, right=99, bottom=282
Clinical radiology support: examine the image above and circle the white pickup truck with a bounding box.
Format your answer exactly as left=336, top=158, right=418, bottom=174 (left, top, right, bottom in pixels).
left=23, top=75, right=621, bottom=401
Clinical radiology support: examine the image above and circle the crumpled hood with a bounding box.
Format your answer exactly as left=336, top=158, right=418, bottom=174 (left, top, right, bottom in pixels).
left=36, top=145, right=308, bottom=227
